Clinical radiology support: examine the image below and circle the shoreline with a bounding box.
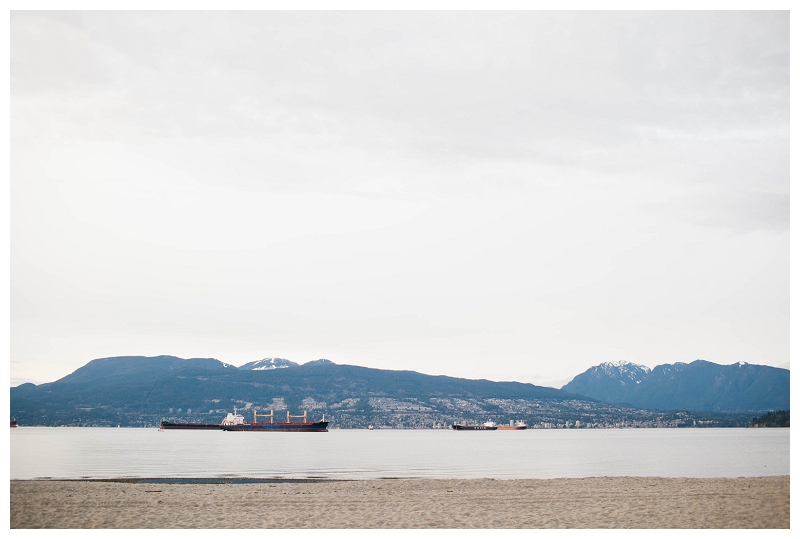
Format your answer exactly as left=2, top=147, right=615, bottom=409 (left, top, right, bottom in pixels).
left=11, top=475, right=789, bottom=529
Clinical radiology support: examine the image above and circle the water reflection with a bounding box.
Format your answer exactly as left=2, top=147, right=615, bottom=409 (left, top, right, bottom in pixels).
left=10, top=427, right=789, bottom=480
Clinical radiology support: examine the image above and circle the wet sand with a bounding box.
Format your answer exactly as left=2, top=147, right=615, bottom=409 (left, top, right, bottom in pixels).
left=10, top=476, right=789, bottom=529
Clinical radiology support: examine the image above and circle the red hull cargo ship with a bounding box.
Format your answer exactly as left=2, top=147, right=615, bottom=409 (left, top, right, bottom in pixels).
left=496, top=420, right=527, bottom=430
left=160, top=408, right=328, bottom=432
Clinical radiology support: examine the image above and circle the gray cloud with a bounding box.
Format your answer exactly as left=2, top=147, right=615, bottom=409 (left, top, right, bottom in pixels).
left=10, top=11, right=788, bottom=385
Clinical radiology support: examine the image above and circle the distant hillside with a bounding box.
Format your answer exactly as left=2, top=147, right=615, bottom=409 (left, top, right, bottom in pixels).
left=10, top=355, right=583, bottom=427
left=751, top=410, right=789, bottom=428
left=562, top=360, right=789, bottom=413
left=560, top=361, right=651, bottom=404
left=10, top=355, right=749, bottom=429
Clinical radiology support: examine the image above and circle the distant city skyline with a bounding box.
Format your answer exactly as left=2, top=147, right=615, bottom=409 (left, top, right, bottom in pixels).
left=11, top=11, right=789, bottom=388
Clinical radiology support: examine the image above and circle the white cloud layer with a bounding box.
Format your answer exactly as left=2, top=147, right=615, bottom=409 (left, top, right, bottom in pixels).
left=11, top=11, right=789, bottom=387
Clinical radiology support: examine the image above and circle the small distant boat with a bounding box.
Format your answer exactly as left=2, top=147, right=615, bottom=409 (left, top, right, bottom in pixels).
left=11, top=419, right=17, bottom=428
left=368, top=425, right=374, bottom=430
left=452, top=421, right=498, bottom=431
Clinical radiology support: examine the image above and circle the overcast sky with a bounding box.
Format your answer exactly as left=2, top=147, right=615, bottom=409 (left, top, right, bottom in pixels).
left=10, top=11, right=789, bottom=388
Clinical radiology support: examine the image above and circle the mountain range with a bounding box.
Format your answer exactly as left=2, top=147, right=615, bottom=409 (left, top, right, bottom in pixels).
left=10, top=355, right=785, bottom=428
left=561, top=360, right=789, bottom=413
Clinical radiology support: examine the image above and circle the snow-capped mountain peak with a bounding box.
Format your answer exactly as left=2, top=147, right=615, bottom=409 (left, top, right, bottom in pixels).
left=597, top=361, right=651, bottom=377
left=238, top=358, right=299, bottom=370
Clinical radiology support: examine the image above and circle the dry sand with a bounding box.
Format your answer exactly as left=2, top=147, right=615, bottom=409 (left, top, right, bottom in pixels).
left=10, top=476, right=788, bottom=529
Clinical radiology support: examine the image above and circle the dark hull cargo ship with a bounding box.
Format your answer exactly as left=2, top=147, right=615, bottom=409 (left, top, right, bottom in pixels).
left=220, top=421, right=329, bottom=432
left=159, top=421, right=221, bottom=430
left=159, top=408, right=328, bottom=432
left=452, top=421, right=498, bottom=431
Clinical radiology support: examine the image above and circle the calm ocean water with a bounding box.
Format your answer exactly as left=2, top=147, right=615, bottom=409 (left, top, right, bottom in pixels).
left=10, top=427, right=788, bottom=481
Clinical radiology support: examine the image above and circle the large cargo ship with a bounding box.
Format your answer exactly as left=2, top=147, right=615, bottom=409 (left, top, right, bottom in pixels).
left=220, top=408, right=328, bottom=432
left=159, top=407, right=328, bottom=432
left=452, top=421, right=498, bottom=431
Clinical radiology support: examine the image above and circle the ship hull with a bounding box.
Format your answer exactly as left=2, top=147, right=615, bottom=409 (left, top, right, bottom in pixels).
left=221, top=421, right=329, bottom=432
left=160, top=421, right=222, bottom=430
left=496, top=426, right=527, bottom=430
left=451, top=424, right=498, bottom=431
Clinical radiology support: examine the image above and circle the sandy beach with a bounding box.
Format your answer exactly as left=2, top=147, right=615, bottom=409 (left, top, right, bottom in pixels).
left=10, top=475, right=789, bottom=528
